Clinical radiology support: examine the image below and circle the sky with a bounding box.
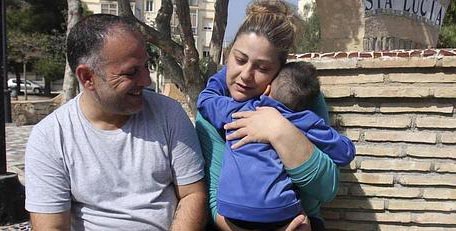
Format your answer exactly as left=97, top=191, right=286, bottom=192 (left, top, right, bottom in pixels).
left=224, top=0, right=299, bottom=43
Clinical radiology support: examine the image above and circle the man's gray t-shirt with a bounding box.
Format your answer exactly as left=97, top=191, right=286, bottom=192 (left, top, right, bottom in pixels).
left=25, top=91, right=204, bottom=230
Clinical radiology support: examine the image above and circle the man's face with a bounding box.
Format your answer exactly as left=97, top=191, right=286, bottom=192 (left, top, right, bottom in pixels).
left=92, top=31, right=151, bottom=115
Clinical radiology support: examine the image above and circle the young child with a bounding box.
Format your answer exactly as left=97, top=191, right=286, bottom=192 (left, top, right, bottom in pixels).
left=197, top=61, right=355, bottom=230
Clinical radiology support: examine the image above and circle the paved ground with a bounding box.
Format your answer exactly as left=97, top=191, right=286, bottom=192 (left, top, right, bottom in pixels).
left=2, top=123, right=33, bottom=230
left=5, top=123, right=32, bottom=185
left=5, top=93, right=54, bottom=185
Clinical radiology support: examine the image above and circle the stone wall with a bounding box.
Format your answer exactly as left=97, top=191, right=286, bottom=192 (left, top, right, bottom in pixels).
left=11, top=95, right=62, bottom=126
left=312, top=0, right=450, bottom=51
left=289, top=48, right=456, bottom=230
left=316, top=0, right=365, bottom=52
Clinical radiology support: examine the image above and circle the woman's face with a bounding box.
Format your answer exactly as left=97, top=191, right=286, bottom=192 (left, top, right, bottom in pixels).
left=226, top=33, right=281, bottom=101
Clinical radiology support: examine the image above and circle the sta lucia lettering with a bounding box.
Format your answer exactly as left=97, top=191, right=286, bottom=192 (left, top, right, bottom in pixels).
left=364, top=0, right=447, bottom=26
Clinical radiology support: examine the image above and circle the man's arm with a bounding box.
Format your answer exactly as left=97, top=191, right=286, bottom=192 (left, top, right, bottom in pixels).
left=170, top=180, right=207, bottom=231
left=30, top=211, right=71, bottom=231
left=25, top=125, right=72, bottom=229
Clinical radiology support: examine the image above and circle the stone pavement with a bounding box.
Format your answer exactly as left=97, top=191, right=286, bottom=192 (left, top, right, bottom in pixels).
left=2, top=123, right=33, bottom=230
left=5, top=123, right=32, bottom=185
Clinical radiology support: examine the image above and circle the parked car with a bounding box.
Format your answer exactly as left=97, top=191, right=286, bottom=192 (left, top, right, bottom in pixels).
left=7, top=79, right=44, bottom=95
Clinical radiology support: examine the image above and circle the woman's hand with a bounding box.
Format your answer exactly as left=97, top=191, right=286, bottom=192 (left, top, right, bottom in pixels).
left=224, top=106, right=314, bottom=169
left=224, top=107, right=288, bottom=149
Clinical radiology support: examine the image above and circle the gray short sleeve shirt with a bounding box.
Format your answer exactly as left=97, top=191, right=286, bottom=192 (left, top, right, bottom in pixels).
left=25, top=91, right=204, bottom=230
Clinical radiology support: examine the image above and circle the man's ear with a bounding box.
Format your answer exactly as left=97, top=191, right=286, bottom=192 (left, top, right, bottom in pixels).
left=263, top=84, right=271, bottom=96
left=75, top=64, right=95, bottom=90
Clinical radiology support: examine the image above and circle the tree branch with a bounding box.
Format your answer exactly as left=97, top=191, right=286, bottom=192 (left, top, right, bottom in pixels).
left=208, top=0, right=229, bottom=77
left=117, top=0, right=184, bottom=61
left=156, top=0, right=185, bottom=89
left=174, top=0, right=200, bottom=75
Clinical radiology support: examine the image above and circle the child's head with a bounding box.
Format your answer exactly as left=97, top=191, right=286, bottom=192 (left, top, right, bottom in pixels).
left=269, top=61, right=320, bottom=111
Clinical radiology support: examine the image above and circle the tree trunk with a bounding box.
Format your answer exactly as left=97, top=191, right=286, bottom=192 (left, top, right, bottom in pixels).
left=13, top=65, right=21, bottom=99
left=23, top=62, right=27, bottom=100
left=61, top=0, right=81, bottom=105
left=44, top=78, right=51, bottom=96
left=173, top=0, right=205, bottom=116
left=155, top=0, right=185, bottom=90
left=207, top=0, right=228, bottom=76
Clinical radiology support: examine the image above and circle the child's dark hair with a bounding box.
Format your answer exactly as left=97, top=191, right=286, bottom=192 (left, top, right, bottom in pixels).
left=270, top=61, right=320, bottom=111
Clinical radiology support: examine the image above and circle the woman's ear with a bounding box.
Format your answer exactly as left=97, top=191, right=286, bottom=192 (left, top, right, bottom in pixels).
left=75, top=64, right=95, bottom=90
left=263, top=85, right=271, bottom=96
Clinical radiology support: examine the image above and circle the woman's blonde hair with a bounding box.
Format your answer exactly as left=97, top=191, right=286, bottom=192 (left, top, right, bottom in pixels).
left=232, top=0, right=303, bottom=66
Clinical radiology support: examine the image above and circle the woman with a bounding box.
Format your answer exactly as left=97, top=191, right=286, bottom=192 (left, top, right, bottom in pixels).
left=195, top=1, right=339, bottom=230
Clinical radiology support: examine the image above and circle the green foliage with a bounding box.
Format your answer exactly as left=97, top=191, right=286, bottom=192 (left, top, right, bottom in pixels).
left=25, top=0, right=67, bottom=33
left=438, top=2, right=456, bottom=48
left=7, top=30, right=47, bottom=64
left=6, top=0, right=67, bottom=82
left=34, top=33, right=66, bottom=81
left=296, top=11, right=321, bottom=53
left=34, top=58, right=65, bottom=81
left=6, top=0, right=67, bottom=33
left=6, top=0, right=34, bottom=32
left=81, top=2, right=94, bottom=17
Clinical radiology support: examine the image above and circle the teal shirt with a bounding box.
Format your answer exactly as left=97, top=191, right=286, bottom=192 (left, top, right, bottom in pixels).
left=195, top=93, right=339, bottom=221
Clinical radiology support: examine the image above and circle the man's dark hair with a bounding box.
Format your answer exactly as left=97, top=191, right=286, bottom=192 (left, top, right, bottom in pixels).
left=270, top=61, right=320, bottom=111
left=66, top=14, right=141, bottom=74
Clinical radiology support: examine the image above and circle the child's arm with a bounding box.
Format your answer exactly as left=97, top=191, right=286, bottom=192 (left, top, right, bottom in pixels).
left=293, top=110, right=356, bottom=166
left=197, top=67, right=247, bottom=130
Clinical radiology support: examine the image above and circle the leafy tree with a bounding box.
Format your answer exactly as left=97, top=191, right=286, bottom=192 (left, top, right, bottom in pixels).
left=34, top=32, right=66, bottom=96
left=5, top=0, right=33, bottom=32
left=6, top=0, right=66, bottom=33
left=7, top=30, right=48, bottom=100
left=24, top=0, right=67, bottom=33
left=438, top=1, right=456, bottom=48
left=6, top=0, right=68, bottom=98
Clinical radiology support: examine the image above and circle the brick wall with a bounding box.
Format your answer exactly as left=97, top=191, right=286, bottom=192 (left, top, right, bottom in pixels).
left=289, top=49, right=456, bottom=230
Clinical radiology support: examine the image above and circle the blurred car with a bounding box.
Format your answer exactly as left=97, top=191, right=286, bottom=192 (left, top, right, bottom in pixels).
left=7, top=79, right=44, bottom=94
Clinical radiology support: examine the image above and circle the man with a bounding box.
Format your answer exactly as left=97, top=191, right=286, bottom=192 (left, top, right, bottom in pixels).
left=25, top=14, right=206, bottom=230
